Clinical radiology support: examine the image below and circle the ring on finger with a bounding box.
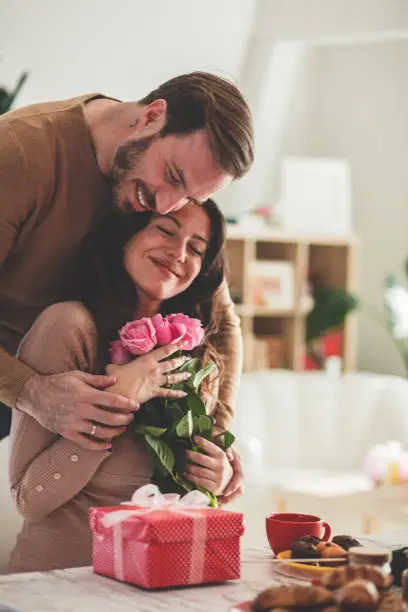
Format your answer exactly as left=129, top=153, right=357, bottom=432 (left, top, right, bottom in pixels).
left=90, top=423, right=97, bottom=437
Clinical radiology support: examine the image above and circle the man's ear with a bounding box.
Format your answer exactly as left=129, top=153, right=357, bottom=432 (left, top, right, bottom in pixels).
left=137, top=99, right=167, bottom=136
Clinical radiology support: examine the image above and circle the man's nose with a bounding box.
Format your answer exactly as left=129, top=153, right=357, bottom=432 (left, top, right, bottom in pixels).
left=155, top=191, right=188, bottom=214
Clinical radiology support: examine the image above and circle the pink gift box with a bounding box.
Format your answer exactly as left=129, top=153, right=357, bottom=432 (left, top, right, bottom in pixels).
left=89, top=504, right=244, bottom=589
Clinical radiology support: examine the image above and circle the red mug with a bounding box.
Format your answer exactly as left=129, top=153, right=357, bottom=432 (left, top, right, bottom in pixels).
left=265, top=512, right=331, bottom=555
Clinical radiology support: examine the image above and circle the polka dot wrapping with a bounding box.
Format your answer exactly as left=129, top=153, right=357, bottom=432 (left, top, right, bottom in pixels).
left=89, top=505, right=244, bottom=588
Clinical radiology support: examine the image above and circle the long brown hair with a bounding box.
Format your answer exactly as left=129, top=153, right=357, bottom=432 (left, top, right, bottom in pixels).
left=73, top=200, right=227, bottom=375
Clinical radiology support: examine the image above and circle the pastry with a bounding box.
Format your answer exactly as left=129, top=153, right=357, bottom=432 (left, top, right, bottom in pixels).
left=378, top=594, right=408, bottom=612
left=291, top=540, right=321, bottom=559
left=332, top=535, right=362, bottom=551
left=337, top=579, right=379, bottom=612
left=253, top=585, right=334, bottom=611
left=320, top=565, right=393, bottom=591
left=298, top=535, right=322, bottom=546
left=317, top=542, right=347, bottom=558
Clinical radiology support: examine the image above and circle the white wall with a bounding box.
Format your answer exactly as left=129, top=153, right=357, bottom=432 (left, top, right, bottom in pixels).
left=0, top=0, right=255, bottom=105
left=264, top=38, right=408, bottom=375
left=310, top=41, right=408, bottom=375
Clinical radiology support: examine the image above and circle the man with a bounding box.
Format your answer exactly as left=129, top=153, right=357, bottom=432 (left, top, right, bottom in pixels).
left=0, top=71, right=253, bottom=501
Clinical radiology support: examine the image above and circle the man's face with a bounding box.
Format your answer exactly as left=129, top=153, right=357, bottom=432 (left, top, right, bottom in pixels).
left=111, top=106, right=232, bottom=214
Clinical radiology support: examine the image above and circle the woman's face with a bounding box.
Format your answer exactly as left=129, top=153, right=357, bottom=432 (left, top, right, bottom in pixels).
left=124, top=203, right=211, bottom=302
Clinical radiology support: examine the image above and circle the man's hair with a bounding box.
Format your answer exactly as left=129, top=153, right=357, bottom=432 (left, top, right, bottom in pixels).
left=139, top=71, right=254, bottom=179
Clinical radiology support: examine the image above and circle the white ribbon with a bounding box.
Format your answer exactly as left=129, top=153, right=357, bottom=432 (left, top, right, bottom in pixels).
left=100, top=484, right=211, bottom=584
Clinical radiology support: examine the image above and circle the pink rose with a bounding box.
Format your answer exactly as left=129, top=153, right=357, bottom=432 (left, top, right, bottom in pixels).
left=119, top=318, right=157, bottom=355
left=109, top=340, right=133, bottom=365
left=167, top=313, right=204, bottom=350
left=151, top=314, right=185, bottom=346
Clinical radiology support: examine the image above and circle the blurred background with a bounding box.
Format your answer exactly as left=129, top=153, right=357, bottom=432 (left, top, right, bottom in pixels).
left=3, top=0, right=408, bottom=374
left=2, top=0, right=408, bottom=558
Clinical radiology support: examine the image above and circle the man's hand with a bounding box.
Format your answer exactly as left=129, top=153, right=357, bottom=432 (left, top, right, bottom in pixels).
left=16, top=371, right=139, bottom=450
left=217, top=446, right=244, bottom=505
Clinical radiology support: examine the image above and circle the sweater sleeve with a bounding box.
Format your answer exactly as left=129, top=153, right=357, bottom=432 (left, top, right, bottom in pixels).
left=211, top=281, right=243, bottom=431
left=0, top=123, right=42, bottom=406
left=9, top=411, right=110, bottom=521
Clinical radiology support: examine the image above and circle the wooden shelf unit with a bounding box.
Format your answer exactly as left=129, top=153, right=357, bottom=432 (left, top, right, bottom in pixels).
left=225, top=226, right=358, bottom=372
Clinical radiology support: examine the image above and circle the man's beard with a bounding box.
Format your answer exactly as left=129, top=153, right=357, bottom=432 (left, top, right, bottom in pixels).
left=110, top=134, right=157, bottom=212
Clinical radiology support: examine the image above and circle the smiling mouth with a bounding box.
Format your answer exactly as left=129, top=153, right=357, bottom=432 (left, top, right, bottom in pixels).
left=149, top=257, right=180, bottom=278
left=136, top=185, right=148, bottom=209
left=135, top=181, right=156, bottom=211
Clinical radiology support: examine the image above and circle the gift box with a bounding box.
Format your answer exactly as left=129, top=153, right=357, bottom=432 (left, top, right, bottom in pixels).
left=89, top=485, right=245, bottom=589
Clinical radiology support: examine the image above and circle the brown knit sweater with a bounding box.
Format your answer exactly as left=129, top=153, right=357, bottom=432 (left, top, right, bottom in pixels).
left=0, top=94, right=242, bottom=428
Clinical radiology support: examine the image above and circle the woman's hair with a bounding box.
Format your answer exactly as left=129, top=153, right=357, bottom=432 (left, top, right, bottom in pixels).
left=73, top=200, right=227, bottom=376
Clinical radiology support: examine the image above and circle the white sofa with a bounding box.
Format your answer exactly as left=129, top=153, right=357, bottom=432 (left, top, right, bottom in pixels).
left=2, top=369, right=408, bottom=568
left=231, top=369, right=408, bottom=545
left=0, top=436, right=23, bottom=573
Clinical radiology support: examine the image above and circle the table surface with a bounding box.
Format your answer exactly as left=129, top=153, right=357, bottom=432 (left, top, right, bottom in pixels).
left=0, top=548, right=292, bottom=612
left=1, top=533, right=408, bottom=612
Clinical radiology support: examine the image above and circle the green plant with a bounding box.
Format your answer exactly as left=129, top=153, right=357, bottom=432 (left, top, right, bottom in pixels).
left=0, top=71, right=28, bottom=115
left=306, top=276, right=359, bottom=367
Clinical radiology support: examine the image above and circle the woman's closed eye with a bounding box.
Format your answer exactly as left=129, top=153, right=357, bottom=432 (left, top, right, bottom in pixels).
left=167, top=165, right=181, bottom=187
left=156, top=225, right=204, bottom=257
left=189, top=244, right=205, bottom=257
left=156, top=225, right=174, bottom=237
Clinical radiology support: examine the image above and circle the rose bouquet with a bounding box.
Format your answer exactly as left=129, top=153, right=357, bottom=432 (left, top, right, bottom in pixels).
left=110, top=313, right=235, bottom=507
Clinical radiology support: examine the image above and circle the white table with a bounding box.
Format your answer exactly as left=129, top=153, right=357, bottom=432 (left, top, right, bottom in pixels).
left=0, top=548, right=298, bottom=612
left=2, top=533, right=407, bottom=612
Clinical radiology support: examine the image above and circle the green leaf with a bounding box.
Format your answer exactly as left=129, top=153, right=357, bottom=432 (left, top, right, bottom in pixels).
left=145, top=433, right=175, bottom=475
left=175, top=411, right=194, bottom=438
left=186, top=390, right=206, bottom=417
left=173, top=442, right=189, bottom=473
left=197, top=485, right=218, bottom=508
left=193, top=414, right=213, bottom=438
left=142, top=399, right=163, bottom=427
left=174, top=472, right=195, bottom=493
left=223, top=431, right=235, bottom=449
left=134, top=421, right=148, bottom=435
left=167, top=400, right=186, bottom=421
left=191, top=444, right=204, bottom=453
left=181, top=358, right=201, bottom=389
left=193, top=363, right=216, bottom=390
left=176, top=357, right=200, bottom=374
left=144, top=426, right=167, bottom=438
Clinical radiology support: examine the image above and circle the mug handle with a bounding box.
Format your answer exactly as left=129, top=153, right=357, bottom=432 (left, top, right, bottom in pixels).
left=322, top=522, right=331, bottom=541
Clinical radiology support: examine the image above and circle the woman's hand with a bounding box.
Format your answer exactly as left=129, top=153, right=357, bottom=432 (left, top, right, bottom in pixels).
left=184, top=436, right=233, bottom=496
left=217, top=446, right=244, bottom=505
left=106, top=341, right=191, bottom=405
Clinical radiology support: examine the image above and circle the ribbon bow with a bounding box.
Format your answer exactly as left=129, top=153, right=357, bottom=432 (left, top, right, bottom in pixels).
left=101, top=484, right=210, bottom=528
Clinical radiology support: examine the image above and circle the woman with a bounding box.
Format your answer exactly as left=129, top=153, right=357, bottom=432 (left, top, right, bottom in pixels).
left=8, top=199, right=235, bottom=572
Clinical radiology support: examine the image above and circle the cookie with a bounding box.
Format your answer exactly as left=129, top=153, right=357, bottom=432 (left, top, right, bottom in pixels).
left=378, top=594, right=408, bottom=612
left=332, top=535, right=362, bottom=551
left=253, top=585, right=334, bottom=611
left=298, top=535, right=322, bottom=546
left=316, top=542, right=347, bottom=558
left=291, top=541, right=321, bottom=559
left=338, top=579, right=379, bottom=612
left=320, top=564, right=393, bottom=591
